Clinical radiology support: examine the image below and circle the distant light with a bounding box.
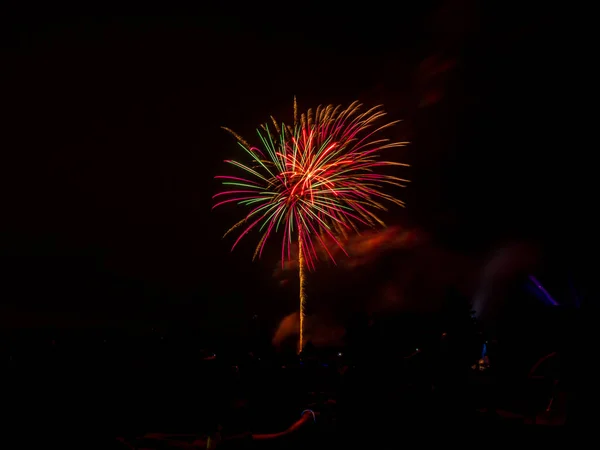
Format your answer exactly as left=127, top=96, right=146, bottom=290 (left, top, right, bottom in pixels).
left=528, top=275, right=559, bottom=306
left=337, top=352, right=342, bottom=357
left=415, top=348, right=419, bottom=352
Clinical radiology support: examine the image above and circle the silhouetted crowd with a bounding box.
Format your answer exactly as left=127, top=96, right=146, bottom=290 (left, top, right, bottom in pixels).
left=2, top=289, right=591, bottom=448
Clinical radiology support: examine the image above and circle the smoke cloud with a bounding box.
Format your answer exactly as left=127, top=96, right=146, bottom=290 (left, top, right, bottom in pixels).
left=271, top=227, right=541, bottom=349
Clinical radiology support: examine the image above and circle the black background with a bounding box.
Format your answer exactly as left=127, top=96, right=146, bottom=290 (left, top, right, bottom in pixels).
left=0, top=3, right=592, bottom=331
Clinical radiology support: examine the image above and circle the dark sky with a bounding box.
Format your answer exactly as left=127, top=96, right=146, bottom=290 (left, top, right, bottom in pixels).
left=0, top=4, right=591, bottom=328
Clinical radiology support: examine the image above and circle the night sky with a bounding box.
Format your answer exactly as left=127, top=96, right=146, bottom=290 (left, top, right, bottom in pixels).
left=0, top=4, right=592, bottom=330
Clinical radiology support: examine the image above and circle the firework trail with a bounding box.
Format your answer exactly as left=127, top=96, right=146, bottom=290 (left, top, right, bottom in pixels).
left=213, top=98, right=409, bottom=352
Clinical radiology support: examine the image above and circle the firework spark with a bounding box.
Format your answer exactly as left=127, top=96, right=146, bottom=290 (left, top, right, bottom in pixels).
left=213, top=99, right=409, bottom=352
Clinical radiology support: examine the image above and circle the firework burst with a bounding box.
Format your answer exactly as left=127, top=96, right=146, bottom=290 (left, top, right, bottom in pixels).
left=213, top=99, right=409, bottom=352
